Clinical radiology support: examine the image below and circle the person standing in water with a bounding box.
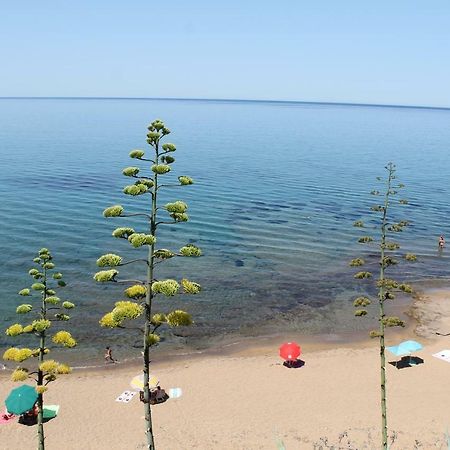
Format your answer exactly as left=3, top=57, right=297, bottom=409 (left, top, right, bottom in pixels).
left=438, top=235, right=445, bottom=250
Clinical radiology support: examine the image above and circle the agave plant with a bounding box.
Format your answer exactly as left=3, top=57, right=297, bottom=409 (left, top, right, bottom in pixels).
left=95, top=119, right=201, bottom=449
left=350, top=163, right=417, bottom=449
left=3, top=248, right=76, bottom=450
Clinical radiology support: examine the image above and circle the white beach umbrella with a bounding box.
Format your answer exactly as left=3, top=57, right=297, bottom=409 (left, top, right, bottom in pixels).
left=130, top=373, right=159, bottom=391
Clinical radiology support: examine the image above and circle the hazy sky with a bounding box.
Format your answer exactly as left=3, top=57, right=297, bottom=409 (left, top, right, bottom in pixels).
left=1, top=1, right=449, bottom=106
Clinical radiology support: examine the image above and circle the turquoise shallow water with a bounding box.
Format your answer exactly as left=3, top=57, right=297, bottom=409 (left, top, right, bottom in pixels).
left=0, top=98, right=449, bottom=365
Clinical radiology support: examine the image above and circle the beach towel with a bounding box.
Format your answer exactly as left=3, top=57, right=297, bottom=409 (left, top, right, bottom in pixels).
left=115, top=390, right=136, bottom=403
left=43, top=405, right=59, bottom=420
left=432, top=350, right=450, bottom=363
left=168, top=388, right=182, bottom=399
left=0, top=410, right=17, bottom=424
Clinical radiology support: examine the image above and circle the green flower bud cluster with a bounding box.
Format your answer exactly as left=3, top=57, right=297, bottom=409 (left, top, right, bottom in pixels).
left=146, top=131, right=160, bottom=144
left=128, top=233, right=156, bottom=248
left=353, top=297, right=371, bottom=307
left=32, top=319, right=51, bottom=332
left=385, top=242, right=400, bottom=250
left=52, top=331, right=77, bottom=348
left=96, top=253, right=123, bottom=267
left=39, top=248, right=52, bottom=261
left=122, top=166, right=140, bottom=177
left=398, top=283, right=413, bottom=293
left=31, top=283, right=45, bottom=291
left=182, top=279, right=201, bottom=294
left=381, top=256, right=398, bottom=267
left=404, top=253, right=417, bottom=261
left=16, top=304, right=33, bottom=314
left=151, top=313, right=167, bottom=326
left=349, top=258, right=365, bottom=267
left=354, top=309, right=368, bottom=317
left=147, top=334, right=160, bottom=346
left=55, top=313, right=70, bottom=321
left=45, top=296, right=61, bottom=304
left=153, top=249, right=176, bottom=259
left=178, top=176, right=193, bottom=185
left=124, top=284, right=147, bottom=299
left=52, top=272, right=63, bottom=280
left=43, top=262, right=55, bottom=269
left=129, top=149, right=145, bottom=159
left=382, top=316, right=405, bottom=327
left=19, top=288, right=30, bottom=296
left=161, top=155, right=175, bottom=164
left=147, top=119, right=170, bottom=136
left=354, top=271, right=372, bottom=279
left=166, top=201, right=187, bottom=213
left=376, top=278, right=398, bottom=289
left=123, top=184, right=148, bottom=196
left=152, top=279, right=180, bottom=296
left=94, top=269, right=119, bottom=282
left=162, top=143, right=176, bottom=152
left=62, top=301, right=75, bottom=309
left=151, top=164, right=171, bottom=175
left=358, top=236, right=373, bottom=243
left=137, top=179, right=154, bottom=188
left=112, top=227, right=135, bottom=238
left=179, top=244, right=202, bottom=257
left=166, top=310, right=193, bottom=327
left=103, top=205, right=124, bottom=217
left=353, top=220, right=364, bottom=227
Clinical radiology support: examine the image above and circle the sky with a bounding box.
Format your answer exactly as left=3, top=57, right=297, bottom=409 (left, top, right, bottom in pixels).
left=1, top=1, right=450, bottom=107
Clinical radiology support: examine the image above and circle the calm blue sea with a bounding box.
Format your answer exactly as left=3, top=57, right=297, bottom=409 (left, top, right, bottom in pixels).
left=0, top=98, right=449, bottom=365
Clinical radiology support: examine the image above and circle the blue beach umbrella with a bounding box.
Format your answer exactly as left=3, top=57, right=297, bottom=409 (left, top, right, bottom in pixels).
left=387, top=340, right=423, bottom=365
left=5, top=384, right=38, bottom=415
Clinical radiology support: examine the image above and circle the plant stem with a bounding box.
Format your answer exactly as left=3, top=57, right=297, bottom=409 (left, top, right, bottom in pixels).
left=37, top=266, right=48, bottom=450
left=379, top=163, right=394, bottom=450
left=143, top=140, right=159, bottom=450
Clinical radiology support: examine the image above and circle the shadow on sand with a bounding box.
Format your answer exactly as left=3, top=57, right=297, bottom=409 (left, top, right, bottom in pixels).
left=388, top=355, right=424, bottom=370
left=283, top=359, right=305, bottom=369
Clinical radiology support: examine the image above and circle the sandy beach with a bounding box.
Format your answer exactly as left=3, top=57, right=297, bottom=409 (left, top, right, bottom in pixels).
left=1, top=287, right=450, bottom=450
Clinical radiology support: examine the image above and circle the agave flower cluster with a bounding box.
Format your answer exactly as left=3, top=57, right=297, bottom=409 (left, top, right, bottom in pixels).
left=3, top=248, right=77, bottom=387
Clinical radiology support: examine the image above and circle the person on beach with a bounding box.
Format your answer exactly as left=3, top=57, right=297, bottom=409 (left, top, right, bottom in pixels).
left=104, top=346, right=116, bottom=363
left=438, top=235, right=445, bottom=249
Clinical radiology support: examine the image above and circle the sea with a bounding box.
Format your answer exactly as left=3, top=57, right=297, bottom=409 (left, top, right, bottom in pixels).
left=0, top=98, right=449, bottom=366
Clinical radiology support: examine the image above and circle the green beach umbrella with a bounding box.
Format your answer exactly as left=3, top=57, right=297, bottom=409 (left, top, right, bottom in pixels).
left=5, top=384, right=38, bottom=415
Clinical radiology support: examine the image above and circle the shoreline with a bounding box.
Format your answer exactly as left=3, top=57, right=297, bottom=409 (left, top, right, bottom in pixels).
left=2, top=280, right=447, bottom=376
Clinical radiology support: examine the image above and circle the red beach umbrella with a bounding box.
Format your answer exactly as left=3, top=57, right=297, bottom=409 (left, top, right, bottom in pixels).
left=279, top=342, right=301, bottom=361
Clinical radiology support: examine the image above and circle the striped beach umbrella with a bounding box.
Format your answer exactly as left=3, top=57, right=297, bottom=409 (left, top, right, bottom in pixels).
left=130, top=373, right=159, bottom=391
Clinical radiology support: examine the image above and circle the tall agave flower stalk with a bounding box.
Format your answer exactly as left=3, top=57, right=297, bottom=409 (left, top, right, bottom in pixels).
left=95, top=119, right=201, bottom=450
left=350, top=163, right=416, bottom=449
left=3, top=248, right=77, bottom=450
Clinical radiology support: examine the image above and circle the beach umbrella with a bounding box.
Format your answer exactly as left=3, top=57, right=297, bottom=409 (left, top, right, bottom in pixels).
left=279, top=342, right=301, bottom=361
left=387, top=340, right=423, bottom=365
left=5, top=384, right=38, bottom=415
left=130, top=373, right=159, bottom=391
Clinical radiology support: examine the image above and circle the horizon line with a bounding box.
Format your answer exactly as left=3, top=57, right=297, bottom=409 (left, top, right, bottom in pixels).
left=0, top=96, right=449, bottom=112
